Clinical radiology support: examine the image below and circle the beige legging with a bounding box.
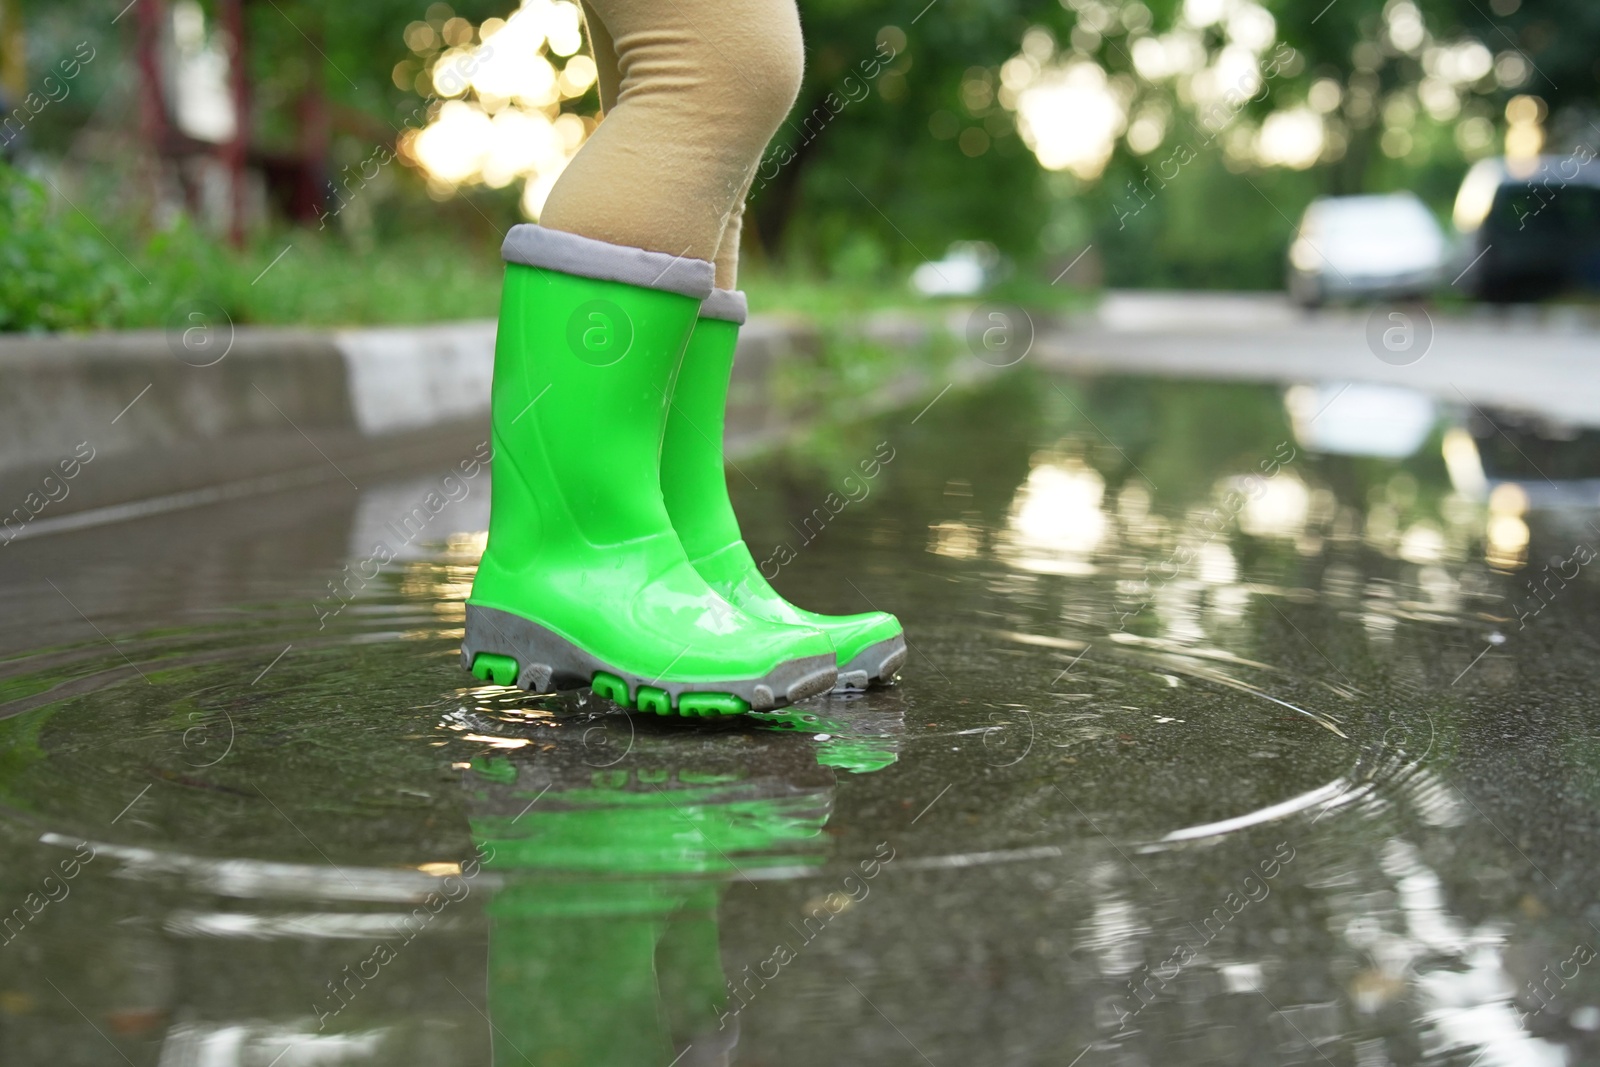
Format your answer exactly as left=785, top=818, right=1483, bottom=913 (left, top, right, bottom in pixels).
left=538, top=0, right=804, bottom=290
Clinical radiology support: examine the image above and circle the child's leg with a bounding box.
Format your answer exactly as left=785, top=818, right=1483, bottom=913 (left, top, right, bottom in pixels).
left=542, top=0, right=804, bottom=266
left=577, top=1, right=621, bottom=112
left=713, top=173, right=755, bottom=291
left=658, top=66, right=910, bottom=687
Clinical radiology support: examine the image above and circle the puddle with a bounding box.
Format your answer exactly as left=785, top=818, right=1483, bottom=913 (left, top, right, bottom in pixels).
left=1, top=368, right=1597, bottom=1065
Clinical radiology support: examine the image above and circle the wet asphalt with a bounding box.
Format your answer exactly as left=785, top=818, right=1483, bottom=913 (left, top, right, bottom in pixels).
left=1, top=349, right=1598, bottom=1066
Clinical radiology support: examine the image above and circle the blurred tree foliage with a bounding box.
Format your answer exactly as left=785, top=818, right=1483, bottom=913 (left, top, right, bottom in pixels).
left=8, top=0, right=1599, bottom=302
left=772, top=0, right=1599, bottom=287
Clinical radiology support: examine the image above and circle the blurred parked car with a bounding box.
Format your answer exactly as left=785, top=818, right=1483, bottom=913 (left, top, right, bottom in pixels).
left=1450, top=154, right=1600, bottom=303
left=1286, top=193, right=1447, bottom=308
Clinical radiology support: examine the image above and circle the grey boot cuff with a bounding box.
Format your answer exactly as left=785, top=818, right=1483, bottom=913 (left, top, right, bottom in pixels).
left=699, top=288, right=748, bottom=324
left=501, top=224, right=714, bottom=299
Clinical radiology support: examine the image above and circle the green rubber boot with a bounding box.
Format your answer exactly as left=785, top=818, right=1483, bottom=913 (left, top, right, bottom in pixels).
left=661, top=289, right=906, bottom=690
left=463, top=228, right=837, bottom=716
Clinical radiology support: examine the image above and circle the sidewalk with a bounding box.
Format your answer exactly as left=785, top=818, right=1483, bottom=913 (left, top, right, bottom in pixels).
left=1040, top=292, right=1600, bottom=430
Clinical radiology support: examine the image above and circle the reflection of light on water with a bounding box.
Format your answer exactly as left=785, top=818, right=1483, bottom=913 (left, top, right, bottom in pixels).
left=1485, top=515, right=1529, bottom=570
left=1115, top=482, right=1148, bottom=522
left=1239, top=474, right=1309, bottom=539
left=1398, top=522, right=1446, bottom=564
left=1372, top=835, right=1568, bottom=1067
left=1408, top=775, right=1466, bottom=828
left=929, top=519, right=983, bottom=559
left=447, top=531, right=489, bottom=557
left=1304, top=759, right=1574, bottom=1067
left=1286, top=383, right=1436, bottom=459
left=1485, top=483, right=1529, bottom=571
left=1152, top=576, right=1204, bottom=645
left=1415, top=564, right=1466, bottom=618
left=1139, top=535, right=1244, bottom=647
left=1196, top=540, right=1237, bottom=585
left=985, top=394, right=1499, bottom=656
left=1117, top=483, right=1172, bottom=548
left=1079, top=883, right=1148, bottom=976
left=159, top=1024, right=387, bottom=1063
left=1443, top=428, right=1489, bottom=500
left=1000, top=457, right=1107, bottom=575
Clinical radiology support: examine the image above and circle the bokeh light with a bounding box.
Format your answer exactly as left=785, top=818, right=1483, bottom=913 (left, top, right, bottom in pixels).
left=999, top=0, right=1520, bottom=182
left=401, top=0, right=597, bottom=216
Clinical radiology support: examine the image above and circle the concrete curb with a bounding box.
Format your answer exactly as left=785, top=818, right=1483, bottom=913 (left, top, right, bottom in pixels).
left=0, top=326, right=354, bottom=478
left=0, top=316, right=832, bottom=538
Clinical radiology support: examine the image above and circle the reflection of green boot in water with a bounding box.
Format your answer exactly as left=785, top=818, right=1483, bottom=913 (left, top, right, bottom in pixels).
left=485, top=882, right=732, bottom=1066
left=659, top=290, right=907, bottom=690
left=466, top=687, right=906, bottom=1066
left=750, top=695, right=907, bottom=775
left=463, top=228, right=836, bottom=717
left=469, top=714, right=840, bottom=1066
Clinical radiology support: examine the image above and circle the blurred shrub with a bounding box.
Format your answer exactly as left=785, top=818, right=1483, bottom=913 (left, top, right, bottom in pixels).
left=0, top=163, right=168, bottom=332
left=0, top=162, right=503, bottom=332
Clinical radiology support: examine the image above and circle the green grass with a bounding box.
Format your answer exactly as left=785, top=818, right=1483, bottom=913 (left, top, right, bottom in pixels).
left=1, top=162, right=504, bottom=333
left=3, top=161, right=1092, bottom=334
left=231, top=235, right=502, bottom=327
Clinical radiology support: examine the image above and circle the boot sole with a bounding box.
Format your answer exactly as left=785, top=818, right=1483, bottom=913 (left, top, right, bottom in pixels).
left=461, top=604, right=837, bottom=717
left=834, top=634, right=908, bottom=691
